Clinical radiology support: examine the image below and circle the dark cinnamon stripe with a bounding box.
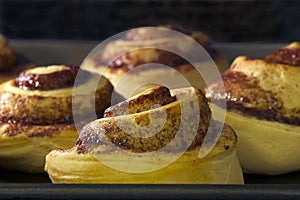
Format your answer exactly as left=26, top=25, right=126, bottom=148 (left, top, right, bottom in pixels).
left=209, top=71, right=300, bottom=126
left=265, top=48, right=300, bottom=66
left=105, top=26, right=218, bottom=70
left=108, top=48, right=190, bottom=70
left=104, top=86, right=177, bottom=117
left=15, top=65, right=91, bottom=91
left=226, top=102, right=300, bottom=125
left=0, top=121, right=75, bottom=137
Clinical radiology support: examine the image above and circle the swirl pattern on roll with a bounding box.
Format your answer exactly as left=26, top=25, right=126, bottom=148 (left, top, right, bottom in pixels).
left=76, top=86, right=236, bottom=154
left=0, top=65, right=113, bottom=125
left=44, top=85, right=241, bottom=183
left=81, top=25, right=227, bottom=99
left=206, top=42, right=300, bottom=125
left=92, top=25, right=220, bottom=71
left=0, top=65, right=114, bottom=173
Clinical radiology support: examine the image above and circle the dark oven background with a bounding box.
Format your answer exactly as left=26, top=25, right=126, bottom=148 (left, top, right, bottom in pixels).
left=0, top=0, right=299, bottom=42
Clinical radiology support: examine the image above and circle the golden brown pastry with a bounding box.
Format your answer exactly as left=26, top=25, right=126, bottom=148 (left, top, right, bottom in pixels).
left=0, top=34, right=33, bottom=83
left=206, top=42, right=300, bottom=175
left=45, top=86, right=243, bottom=184
left=0, top=65, right=113, bottom=173
left=81, top=25, right=227, bottom=98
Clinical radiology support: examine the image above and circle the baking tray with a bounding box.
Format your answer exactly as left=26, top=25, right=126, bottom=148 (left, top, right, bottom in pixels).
left=0, top=40, right=299, bottom=199
left=1, top=184, right=300, bottom=200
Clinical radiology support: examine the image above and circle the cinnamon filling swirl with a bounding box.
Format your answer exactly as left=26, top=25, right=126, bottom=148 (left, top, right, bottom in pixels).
left=15, top=65, right=91, bottom=91
left=104, top=86, right=176, bottom=117
left=100, top=26, right=218, bottom=71
left=265, top=48, right=300, bottom=66
left=108, top=48, right=190, bottom=71
left=207, top=43, right=300, bottom=126
left=0, top=65, right=113, bottom=126
left=208, top=71, right=300, bottom=125
left=76, top=86, right=211, bottom=154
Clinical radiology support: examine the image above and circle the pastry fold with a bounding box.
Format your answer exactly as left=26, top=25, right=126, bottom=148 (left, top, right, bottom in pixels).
left=81, top=25, right=227, bottom=98
left=0, top=65, right=113, bottom=173
left=206, top=42, right=300, bottom=175
left=45, top=86, right=243, bottom=184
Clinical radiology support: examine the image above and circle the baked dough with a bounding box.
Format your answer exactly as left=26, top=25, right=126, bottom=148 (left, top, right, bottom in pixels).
left=0, top=65, right=113, bottom=173
left=206, top=42, right=300, bottom=175
left=0, top=123, right=77, bottom=173
left=45, top=86, right=243, bottom=184
left=212, top=104, right=300, bottom=175
left=81, top=26, right=227, bottom=98
left=0, top=66, right=113, bottom=125
left=0, top=34, right=33, bottom=83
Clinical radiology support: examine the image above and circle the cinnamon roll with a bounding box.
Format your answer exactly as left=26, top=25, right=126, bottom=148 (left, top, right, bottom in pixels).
left=81, top=25, right=227, bottom=98
left=0, top=65, right=113, bottom=173
left=45, top=86, right=243, bottom=184
left=0, top=34, right=33, bottom=83
left=206, top=42, right=300, bottom=175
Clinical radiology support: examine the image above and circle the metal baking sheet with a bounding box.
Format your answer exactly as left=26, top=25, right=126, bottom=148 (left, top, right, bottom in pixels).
left=1, top=184, right=300, bottom=200
left=0, top=40, right=299, bottom=199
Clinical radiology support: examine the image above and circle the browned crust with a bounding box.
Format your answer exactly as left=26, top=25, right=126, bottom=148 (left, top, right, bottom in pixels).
left=107, top=48, right=190, bottom=71
left=76, top=119, right=237, bottom=156
left=0, top=70, right=113, bottom=125
left=207, top=71, right=296, bottom=124
left=104, top=86, right=176, bottom=117
left=76, top=87, right=212, bottom=153
left=86, top=51, right=226, bottom=82
left=207, top=42, right=300, bottom=125
left=265, top=48, right=300, bottom=66
left=123, top=25, right=217, bottom=59
left=86, top=26, right=222, bottom=72
left=0, top=122, right=76, bottom=137
left=0, top=92, right=74, bottom=124
left=15, top=65, right=89, bottom=91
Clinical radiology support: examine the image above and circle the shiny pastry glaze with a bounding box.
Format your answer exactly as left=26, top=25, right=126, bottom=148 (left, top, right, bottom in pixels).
left=76, top=87, right=211, bottom=153
left=15, top=65, right=91, bottom=91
